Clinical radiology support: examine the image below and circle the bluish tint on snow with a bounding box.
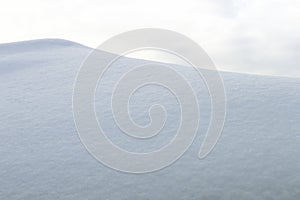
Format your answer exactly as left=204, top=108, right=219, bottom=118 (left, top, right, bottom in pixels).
left=0, top=39, right=299, bottom=199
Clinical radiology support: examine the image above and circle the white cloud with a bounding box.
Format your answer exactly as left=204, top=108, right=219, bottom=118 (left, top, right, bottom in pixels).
left=0, top=0, right=299, bottom=77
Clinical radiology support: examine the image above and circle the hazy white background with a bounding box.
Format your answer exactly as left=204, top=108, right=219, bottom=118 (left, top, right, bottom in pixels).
left=1, top=0, right=299, bottom=77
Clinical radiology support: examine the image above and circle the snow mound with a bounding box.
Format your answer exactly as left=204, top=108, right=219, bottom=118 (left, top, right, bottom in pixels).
left=0, top=39, right=299, bottom=199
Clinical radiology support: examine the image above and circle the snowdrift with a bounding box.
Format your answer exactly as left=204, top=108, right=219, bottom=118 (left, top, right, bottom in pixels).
left=0, top=39, right=299, bottom=199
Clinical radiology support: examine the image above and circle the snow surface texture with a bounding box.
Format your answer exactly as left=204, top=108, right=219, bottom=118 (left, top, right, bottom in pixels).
left=0, top=39, right=299, bottom=199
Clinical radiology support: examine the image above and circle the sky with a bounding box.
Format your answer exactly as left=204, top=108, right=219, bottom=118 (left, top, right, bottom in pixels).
left=0, top=0, right=299, bottom=77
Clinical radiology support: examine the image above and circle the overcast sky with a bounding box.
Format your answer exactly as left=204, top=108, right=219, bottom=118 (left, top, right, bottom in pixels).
left=1, top=0, right=299, bottom=77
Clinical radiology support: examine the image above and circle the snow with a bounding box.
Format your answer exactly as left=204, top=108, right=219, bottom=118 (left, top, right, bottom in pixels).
left=0, top=39, right=299, bottom=199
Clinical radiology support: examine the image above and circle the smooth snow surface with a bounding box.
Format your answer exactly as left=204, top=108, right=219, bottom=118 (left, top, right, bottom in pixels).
left=0, top=39, right=299, bottom=199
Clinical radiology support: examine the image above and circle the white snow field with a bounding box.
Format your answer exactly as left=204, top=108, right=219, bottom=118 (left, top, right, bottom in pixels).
left=0, top=39, right=299, bottom=199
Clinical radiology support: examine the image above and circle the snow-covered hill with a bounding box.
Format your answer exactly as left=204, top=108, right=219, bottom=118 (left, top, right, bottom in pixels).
left=0, top=39, right=299, bottom=199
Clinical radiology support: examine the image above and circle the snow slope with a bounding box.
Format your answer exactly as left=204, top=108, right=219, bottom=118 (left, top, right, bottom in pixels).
left=0, top=39, right=299, bottom=199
